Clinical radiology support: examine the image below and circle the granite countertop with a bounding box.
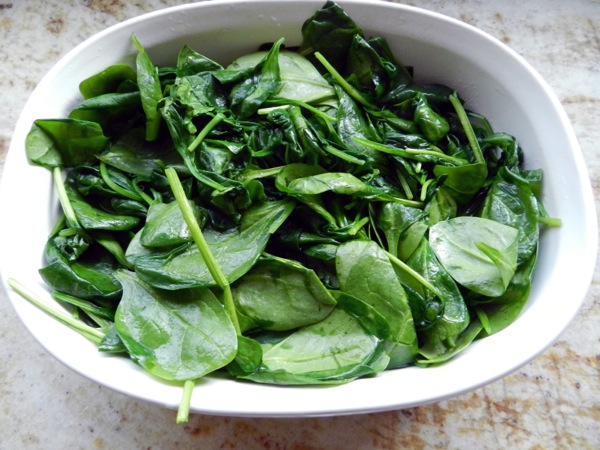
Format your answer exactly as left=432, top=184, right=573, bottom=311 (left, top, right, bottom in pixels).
left=0, top=1, right=598, bottom=448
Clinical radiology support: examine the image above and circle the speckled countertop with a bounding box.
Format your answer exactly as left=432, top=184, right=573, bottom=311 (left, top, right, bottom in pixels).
left=0, top=1, right=598, bottom=449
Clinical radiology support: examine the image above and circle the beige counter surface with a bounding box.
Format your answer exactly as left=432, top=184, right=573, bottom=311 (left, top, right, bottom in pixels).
left=0, top=1, right=598, bottom=448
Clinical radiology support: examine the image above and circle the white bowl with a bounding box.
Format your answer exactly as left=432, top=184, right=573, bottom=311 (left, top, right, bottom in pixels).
left=0, top=0, right=596, bottom=417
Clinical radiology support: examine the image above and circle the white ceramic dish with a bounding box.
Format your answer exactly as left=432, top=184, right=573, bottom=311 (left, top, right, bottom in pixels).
left=0, top=0, right=596, bottom=417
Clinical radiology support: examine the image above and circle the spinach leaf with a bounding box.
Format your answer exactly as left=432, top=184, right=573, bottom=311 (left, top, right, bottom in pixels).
left=140, top=201, right=204, bottom=248
left=429, top=217, right=519, bottom=297
left=128, top=200, right=294, bottom=289
left=334, top=84, right=384, bottom=165
left=416, top=319, right=484, bottom=367
left=376, top=202, right=428, bottom=260
left=114, top=270, right=237, bottom=381
left=414, top=94, right=449, bottom=143
left=299, top=0, right=363, bottom=69
left=228, top=38, right=284, bottom=118
left=229, top=50, right=335, bottom=104
left=231, top=255, right=336, bottom=331
left=474, top=249, right=537, bottom=337
left=336, top=240, right=417, bottom=368
left=276, top=163, right=401, bottom=202
left=401, top=239, right=470, bottom=359
left=226, top=335, right=263, bottom=376
left=132, top=35, right=163, bottom=141
left=25, top=119, right=109, bottom=169
left=176, top=45, right=223, bottom=77
left=96, top=128, right=172, bottom=178
left=480, top=167, right=540, bottom=263
left=239, top=308, right=389, bottom=384
left=78, top=64, right=137, bottom=99
left=65, top=179, right=140, bottom=231
left=433, top=163, right=488, bottom=205
left=425, top=187, right=457, bottom=226
left=40, top=240, right=122, bottom=301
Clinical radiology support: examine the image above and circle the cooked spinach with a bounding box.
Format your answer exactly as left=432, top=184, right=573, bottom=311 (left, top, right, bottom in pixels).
left=15, top=0, right=558, bottom=423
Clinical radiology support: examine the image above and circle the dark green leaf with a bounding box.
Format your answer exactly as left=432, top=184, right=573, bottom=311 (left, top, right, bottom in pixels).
left=114, top=270, right=237, bottom=380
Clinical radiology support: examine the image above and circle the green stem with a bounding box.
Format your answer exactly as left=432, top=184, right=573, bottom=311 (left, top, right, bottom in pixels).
left=324, top=145, right=366, bottom=166
left=390, top=197, right=424, bottom=208
left=99, top=161, right=143, bottom=201
left=403, top=148, right=465, bottom=165
left=538, top=216, right=562, bottom=227
left=313, top=52, right=373, bottom=109
left=8, top=278, right=105, bottom=344
left=93, top=230, right=134, bottom=270
left=347, top=216, right=369, bottom=236
left=188, top=113, right=225, bottom=153
left=354, top=138, right=465, bottom=165
left=165, top=167, right=241, bottom=335
left=384, top=251, right=443, bottom=299
left=420, top=178, right=435, bottom=202
left=176, top=379, right=195, bottom=424
left=52, top=291, right=115, bottom=321
left=475, top=309, right=492, bottom=335
left=260, top=98, right=337, bottom=123
left=449, top=92, right=485, bottom=164
left=395, top=169, right=414, bottom=200
left=257, top=104, right=291, bottom=115
left=132, top=179, right=157, bottom=206
left=53, top=167, right=81, bottom=231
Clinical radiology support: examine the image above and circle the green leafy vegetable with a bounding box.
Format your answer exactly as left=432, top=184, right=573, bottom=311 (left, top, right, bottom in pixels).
left=429, top=217, right=519, bottom=297
left=114, top=270, right=237, bottom=380
left=14, top=1, right=558, bottom=423
left=231, top=254, right=336, bottom=331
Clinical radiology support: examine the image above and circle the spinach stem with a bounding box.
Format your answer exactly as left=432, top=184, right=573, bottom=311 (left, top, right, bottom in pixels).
left=53, top=167, right=81, bottom=231
left=324, top=145, right=366, bottom=166
left=475, top=309, right=492, bottom=335
left=348, top=216, right=369, bottom=236
left=93, top=230, right=135, bottom=269
left=84, top=310, right=112, bottom=330
left=404, top=148, right=465, bottom=165
left=132, top=179, right=157, bottom=206
left=313, top=52, right=373, bottom=108
left=188, top=113, right=225, bottom=152
left=165, top=167, right=242, bottom=335
left=99, top=161, right=143, bottom=201
left=354, top=137, right=465, bottom=165
left=449, top=93, right=485, bottom=164
left=261, top=98, right=337, bottom=123
left=420, top=178, right=435, bottom=202
left=538, top=216, right=562, bottom=227
left=395, top=169, right=414, bottom=200
left=8, top=278, right=105, bottom=344
left=52, top=291, right=115, bottom=321
left=384, top=251, right=443, bottom=299
left=176, top=379, right=195, bottom=424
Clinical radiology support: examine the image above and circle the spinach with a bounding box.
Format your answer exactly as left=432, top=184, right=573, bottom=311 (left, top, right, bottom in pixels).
left=239, top=308, right=390, bottom=384
left=114, top=270, right=237, bottom=381
left=127, top=199, right=294, bottom=289
left=336, top=240, right=417, bottom=368
left=26, top=119, right=109, bottom=168
left=429, top=217, right=519, bottom=297
left=231, top=254, right=336, bottom=331
left=14, top=1, right=558, bottom=423
left=402, top=239, right=470, bottom=360
left=132, top=34, right=163, bottom=141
